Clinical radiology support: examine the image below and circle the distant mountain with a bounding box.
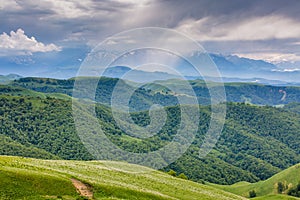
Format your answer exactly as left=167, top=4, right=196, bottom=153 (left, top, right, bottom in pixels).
left=185, top=76, right=300, bottom=86
left=1, top=48, right=300, bottom=83
left=104, top=65, right=300, bottom=86
left=225, top=55, right=277, bottom=71
left=101, top=64, right=300, bottom=87
left=100, top=54, right=300, bottom=85
left=103, top=66, right=181, bottom=82
left=210, top=54, right=300, bottom=83
left=0, top=74, right=22, bottom=84
left=176, top=53, right=278, bottom=78
left=0, top=46, right=90, bottom=79
left=103, top=66, right=131, bottom=77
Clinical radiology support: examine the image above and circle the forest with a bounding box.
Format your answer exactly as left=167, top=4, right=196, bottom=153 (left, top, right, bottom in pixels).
left=1, top=80, right=300, bottom=185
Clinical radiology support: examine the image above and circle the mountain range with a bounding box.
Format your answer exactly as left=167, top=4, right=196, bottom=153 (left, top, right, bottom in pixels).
left=1, top=51, right=300, bottom=83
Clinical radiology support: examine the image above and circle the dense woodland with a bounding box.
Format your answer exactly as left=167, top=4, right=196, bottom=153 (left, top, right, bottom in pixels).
left=8, top=77, right=300, bottom=110
left=1, top=78, right=300, bottom=185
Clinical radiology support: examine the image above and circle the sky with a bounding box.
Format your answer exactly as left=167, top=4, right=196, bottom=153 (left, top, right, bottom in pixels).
left=0, top=0, right=300, bottom=78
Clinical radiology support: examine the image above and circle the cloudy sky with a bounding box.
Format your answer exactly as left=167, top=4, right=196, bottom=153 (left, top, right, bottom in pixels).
left=1, top=0, right=300, bottom=77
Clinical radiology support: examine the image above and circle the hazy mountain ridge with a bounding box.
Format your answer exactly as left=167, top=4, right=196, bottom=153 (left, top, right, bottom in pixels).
left=0, top=74, right=22, bottom=84
left=102, top=65, right=300, bottom=86
left=103, top=54, right=300, bottom=83
left=2, top=53, right=300, bottom=83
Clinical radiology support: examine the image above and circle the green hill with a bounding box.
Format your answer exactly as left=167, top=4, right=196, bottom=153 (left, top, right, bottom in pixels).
left=284, top=103, right=300, bottom=115
left=148, top=79, right=300, bottom=106
left=213, top=163, right=300, bottom=199
left=1, top=77, right=300, bottom=199
left=9, top=77, right=300, bottom=110
left=0, top=92, right=300, bottom=184
left=0, top=156, right=246, bottom=200
left=0, top=91, right=300, bottom=185
left=0, top=84, right=71, bottom=100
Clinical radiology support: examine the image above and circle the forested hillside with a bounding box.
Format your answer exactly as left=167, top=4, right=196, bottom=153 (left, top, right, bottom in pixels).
left=9, top=77, right=300, bottom=110
left=1, top=84, right=300, bottom=185
left=284, top=102, right=300, bottom=115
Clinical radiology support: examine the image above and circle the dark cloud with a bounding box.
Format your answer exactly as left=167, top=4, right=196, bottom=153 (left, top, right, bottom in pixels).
left=158, top=0, right=300, bottom=22
left=0, top=0, right=300, bottom=62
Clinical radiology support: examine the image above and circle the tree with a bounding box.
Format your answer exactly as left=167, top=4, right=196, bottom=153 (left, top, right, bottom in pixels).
left=288, top=182, right=300, bottom=197
left=249, top=190, right=256, bottom=198
left=177, top=173, right=188, bottom=180
left=277, top=182, right=287, bottom=194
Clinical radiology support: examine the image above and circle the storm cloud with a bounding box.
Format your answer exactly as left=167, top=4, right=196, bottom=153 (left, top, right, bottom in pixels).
left=0, top=0, right=300, bottom=62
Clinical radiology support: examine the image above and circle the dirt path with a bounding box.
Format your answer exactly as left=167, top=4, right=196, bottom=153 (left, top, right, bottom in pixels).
left=71, top=178, right=93, bottom=199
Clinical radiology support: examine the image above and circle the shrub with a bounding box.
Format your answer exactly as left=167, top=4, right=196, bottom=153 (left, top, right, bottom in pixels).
left=177, top=173, right=188, bottom=180
left=288, top=182, right=300, bottom=197
left=249, top=190, right=256, bottom=198
left=167, top=170, right=176, bottom=177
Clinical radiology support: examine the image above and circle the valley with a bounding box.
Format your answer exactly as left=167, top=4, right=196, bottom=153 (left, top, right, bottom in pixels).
left=0, top=77, right=300, bottom=199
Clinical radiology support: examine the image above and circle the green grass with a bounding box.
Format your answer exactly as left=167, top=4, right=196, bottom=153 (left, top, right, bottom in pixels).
left=0, top=168, right=78, bottom=200
left=0, top=156, right=246, bottom=200
left=212, top=163, right=300, bottom=199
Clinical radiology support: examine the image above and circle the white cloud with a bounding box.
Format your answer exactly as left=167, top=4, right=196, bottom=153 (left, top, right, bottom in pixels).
left=176, top=15, right=300, bottom=41
left=292, top=41, right=300, bottom=45
left=0, top=29, right=61, bottom=56
left=272, top=68, right=300, bottom=72
left=113, top=0, right=153, bottom=6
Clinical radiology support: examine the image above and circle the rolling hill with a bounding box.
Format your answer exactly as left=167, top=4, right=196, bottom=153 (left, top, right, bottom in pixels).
left=213, top=163, right=300, bottom=199
left=8, top=77, right=300, bottom=110
left=0, top=86, right=300, bottom=185
left=0, top=84, right=71, bottom=100
left=1, top=78, right=300, bottom=199
left=0, top=156, right=247, bottom=200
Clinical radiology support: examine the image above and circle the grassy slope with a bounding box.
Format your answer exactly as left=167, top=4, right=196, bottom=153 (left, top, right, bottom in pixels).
left=212, top=163, right=300, bottom=199
left=0, top=156, right=246, bottom=200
